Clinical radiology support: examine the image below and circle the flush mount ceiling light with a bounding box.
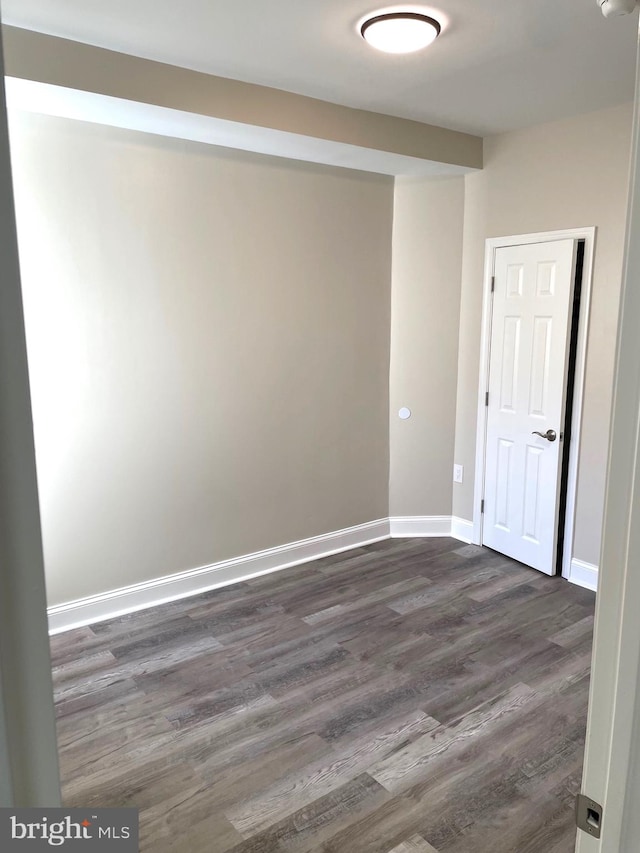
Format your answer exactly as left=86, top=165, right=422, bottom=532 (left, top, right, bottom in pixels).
left=360, top=11, right=441, bottom=54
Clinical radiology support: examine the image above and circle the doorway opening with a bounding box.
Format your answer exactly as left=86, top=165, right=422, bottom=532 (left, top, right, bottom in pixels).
left=555, top=239, right=585, bottom=575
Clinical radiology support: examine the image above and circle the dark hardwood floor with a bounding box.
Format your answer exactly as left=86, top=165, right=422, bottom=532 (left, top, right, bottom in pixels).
left=50, top=538, right=595, bottom=853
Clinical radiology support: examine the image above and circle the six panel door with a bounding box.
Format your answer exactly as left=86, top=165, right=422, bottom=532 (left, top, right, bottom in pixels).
left=482, top=239, right=577, bottom=574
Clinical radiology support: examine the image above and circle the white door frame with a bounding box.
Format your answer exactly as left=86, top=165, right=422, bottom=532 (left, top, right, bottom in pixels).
left=577, top=24, right=640, bottom=849
left=472, top=228, right=596, bottom=582
left=0, top=34, right=61, bottom=805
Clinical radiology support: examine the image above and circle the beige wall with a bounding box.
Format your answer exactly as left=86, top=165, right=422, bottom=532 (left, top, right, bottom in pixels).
left=8, top=100, right=633, bottom=607
left=8, top=112, right=393, bottom=606
left=389, top=176, right=465, bottom=517
left=2, top=26, right=483, bottom=172
left=453, top=103, right=633, bottom=566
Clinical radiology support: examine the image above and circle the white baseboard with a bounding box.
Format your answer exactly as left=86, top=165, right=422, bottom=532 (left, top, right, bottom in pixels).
left=49, top=512, right=588, bottom=634
left=568, top=558, right=599, bottom=592
left=389, top=516, right=452, bottom=538
left=451, top=516, right=474, bottom=544
left=47, top=518, right=391, bottom=634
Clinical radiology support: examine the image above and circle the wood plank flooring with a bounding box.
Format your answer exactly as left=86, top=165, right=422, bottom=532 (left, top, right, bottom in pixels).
left=50, top=538, right=595, bottom=853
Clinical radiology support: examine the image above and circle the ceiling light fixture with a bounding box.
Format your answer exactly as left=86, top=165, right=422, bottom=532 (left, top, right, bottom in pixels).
left=360, top=11, right=441, bottom=54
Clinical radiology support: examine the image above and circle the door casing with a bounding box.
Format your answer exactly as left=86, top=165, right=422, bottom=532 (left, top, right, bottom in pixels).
left=472, top=228, right=596, bottom=583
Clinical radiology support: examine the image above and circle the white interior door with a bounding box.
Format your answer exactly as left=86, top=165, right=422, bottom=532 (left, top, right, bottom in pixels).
left=482, top=239, right=577, bottom=574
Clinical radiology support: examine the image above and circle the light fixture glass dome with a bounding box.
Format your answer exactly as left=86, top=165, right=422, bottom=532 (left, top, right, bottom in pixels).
left=361, top=12, right=441, bottom=54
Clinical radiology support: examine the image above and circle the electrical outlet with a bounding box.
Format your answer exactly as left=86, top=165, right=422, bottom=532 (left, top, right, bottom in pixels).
left=453, top=464, right=464, bottom=484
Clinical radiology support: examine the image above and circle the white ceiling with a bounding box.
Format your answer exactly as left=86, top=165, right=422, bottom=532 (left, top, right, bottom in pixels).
left=1, top=0, right=638, bottom=136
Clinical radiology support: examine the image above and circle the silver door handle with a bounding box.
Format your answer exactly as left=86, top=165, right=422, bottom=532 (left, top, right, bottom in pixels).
left=532, top=429, right=557, bottom=442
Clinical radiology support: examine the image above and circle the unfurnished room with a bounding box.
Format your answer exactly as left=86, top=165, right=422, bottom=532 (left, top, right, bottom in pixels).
left=1, top=2, right=640, bottom=852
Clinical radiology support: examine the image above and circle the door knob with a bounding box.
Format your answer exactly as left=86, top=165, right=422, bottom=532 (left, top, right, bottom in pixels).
left=531, top=429, right=557, bottom=442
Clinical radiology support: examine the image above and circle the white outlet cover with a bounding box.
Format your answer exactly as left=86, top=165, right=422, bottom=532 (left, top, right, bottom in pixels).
left=398, top=407, right=411, bottom=420
left=453, top=464, right=464, bottom=483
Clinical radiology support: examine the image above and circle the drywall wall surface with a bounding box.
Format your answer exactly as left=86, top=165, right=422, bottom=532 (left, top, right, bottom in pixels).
left=8, top=111, right=393, bottom=605
left=2, top=26, right=483, bottom=171
left=453, top=102, right=633, bottom=566
left=390, top=176, right=465, bottom=516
